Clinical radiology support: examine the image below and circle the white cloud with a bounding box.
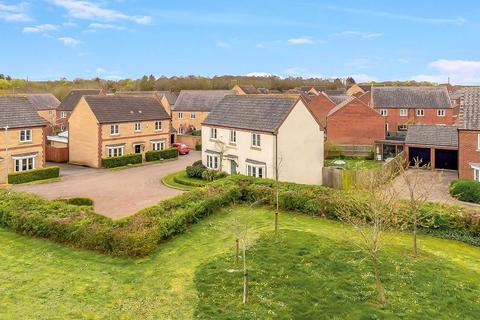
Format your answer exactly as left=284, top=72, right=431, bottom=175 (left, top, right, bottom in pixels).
left=23, top=24, right=59, bottom=33
left=288, top=37, right=315, bottom=45
left=50, top=0, right=151, bottom=25
left=0, top=1, right=32, bottom=22
left=333, top=30, right=383, bottom=39
left=88, top=22, right=125, bottom=30
left=412, top=59, right=480, bottom=84
left=245, top=72, right=275, bottom=77
left=58, top=36, right=81, bottom=46
left=216, top=41, right=230, bottom=48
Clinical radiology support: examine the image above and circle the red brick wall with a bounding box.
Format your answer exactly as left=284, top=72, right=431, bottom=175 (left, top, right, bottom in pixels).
left=459, top=130, right=480, bottom=179
left=327, top=99, right=385, bottom=145
left=373, top=108, right=455, bottom=131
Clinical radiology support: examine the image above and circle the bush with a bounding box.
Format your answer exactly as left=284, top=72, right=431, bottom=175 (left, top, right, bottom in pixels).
left=145, top=148, right=178, bottom=162
left=195, top=142, right=202, bottom=151
left=173, top=174, right=207, bottom=187
left=8, top=166, right=60, bottom=184
left=186, top=160, right=207, bottom=178
left=102, top=154, right=142, bottom=168
left=59, top=197, right=94, bottom=206
left=449, top=179, right=480, bottom=203
left=202, top=169, right=217, bottom=181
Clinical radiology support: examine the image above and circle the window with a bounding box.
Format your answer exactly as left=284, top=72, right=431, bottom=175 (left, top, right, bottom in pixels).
left=251, top=133, right=261, bottom=147
left=398, top=124, right=408, bottom=131
left=416, top=109, right=424, bottom=117
left=178, top=127, right=184, bottom=135
left=229, top=130, right=237, bottom=144
left=206, top=154, right=219, bottom=169
left=178, top=112, right=183, bottom=119
left=477, top=134, right=480, bottom=150
left=473, top=165, right=480, bottom=181
left=190, top=112, right=196, bottom=119
left=399, top=109, right=408, bottom=117
left=14, top=156, right=35, bottom=172
left=110, top=124, right=119, bottom=135
left=20, top=129, right=32, bottom=142
left=155, top=121, right=162, bottom=131
left=210, top=127, right=218, bottom=139
left=134, top=122, right=141, bottom=132
left=247, top=164, right=264, bottom=178
left=437, top=109, right=445, bottom=117
left=60, top=111, right=66, bottom=118
left=107, top=146, right=124, bottom=158
left=152, top=141, right=165, bottom=151
left=380, top=109, right=388, bottom=116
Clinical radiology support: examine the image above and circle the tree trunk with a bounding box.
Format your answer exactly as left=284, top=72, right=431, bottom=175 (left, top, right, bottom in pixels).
left=373, top=257, right=387, bottom=304
left=413, top=213, right=417, bottom=258
left=242, top=244, right=248, bottom=304
left=275, top=182, right=279, bottom=241
left=235, top=239, right=239, bottom=264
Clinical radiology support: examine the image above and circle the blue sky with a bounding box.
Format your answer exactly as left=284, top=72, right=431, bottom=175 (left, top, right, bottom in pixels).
left=1, top=0, right=480, bottom=84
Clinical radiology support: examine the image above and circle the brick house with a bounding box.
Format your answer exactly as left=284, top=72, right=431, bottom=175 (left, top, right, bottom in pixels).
left=326, top=97, right=385, bottom=146
left=0, top=96, right=47, bottom=184
left=232, top=85, right=261, bottom=95
left=202, top=94, right=324, bottom=184
left=307, top=92, right=337, bottom=128
left=371, top=86, right=454, bottom=133
left=115, top=91, right=177, bottom=116
left=26, top=93, right=60, bottom=136
left=68, top=96, right=171, bottom=168
left=458, top=90, right=480, bottom=180
left=56, top=89, right=104, bottom=132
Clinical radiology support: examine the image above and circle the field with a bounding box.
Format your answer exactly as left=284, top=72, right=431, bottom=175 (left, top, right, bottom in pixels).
left=1, top=206, right=479, bottom=319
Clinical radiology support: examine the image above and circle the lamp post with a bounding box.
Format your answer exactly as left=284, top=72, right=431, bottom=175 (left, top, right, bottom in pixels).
left=4, top=125, right=9, bottom=185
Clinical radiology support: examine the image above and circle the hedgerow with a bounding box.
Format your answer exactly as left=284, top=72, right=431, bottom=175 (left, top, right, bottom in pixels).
left=0, top=175, right=478, bottom=257
left=101, top=154, right=142, bottom=168
left=8, top=166, right=60, bottom=184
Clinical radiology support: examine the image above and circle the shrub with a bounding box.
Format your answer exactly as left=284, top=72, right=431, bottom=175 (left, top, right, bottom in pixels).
left=215, top=171, right=228, bottom=179
left=101, top=154, right=142, bottom=168
left=186, top=160, right=207, bottom=178
left=449, top=179, right=480, bottom=204
left=195, top=142, right=202, bottom=151
left=173, top=174, right=207, bottom=187
left=145, top=148, right=178, bottom=162
left=202, top=169, right=217, bottom=181
left=8, top=166, right=60, bottom=184
left=58, top=197, right=94, bottom=206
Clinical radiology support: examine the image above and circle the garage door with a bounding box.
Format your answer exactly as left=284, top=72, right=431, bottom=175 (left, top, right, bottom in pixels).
left=435, top=149, right=458, bottom=170
left=408, top=147, right=431, bottom=166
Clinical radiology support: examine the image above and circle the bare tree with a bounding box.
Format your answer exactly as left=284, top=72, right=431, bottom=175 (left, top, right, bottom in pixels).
left=398, top=157, right=442, bottom=258
left=336, top=167, right=400, bottom=304
left=213, top=139, right=228, bottom=173
left=274, top=156, right=283, bottom=241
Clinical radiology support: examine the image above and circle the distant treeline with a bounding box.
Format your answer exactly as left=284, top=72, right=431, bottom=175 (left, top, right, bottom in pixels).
left=0, top=74, right=437, bottom=100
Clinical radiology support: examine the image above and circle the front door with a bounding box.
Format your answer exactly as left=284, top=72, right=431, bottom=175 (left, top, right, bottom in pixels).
left=134, top=145, right=142, bottom=154
left=230, top=160, right=237, bottom=174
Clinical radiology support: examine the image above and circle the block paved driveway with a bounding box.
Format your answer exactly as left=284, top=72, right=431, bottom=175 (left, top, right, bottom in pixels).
left=14, top=151, right=201, bottom=219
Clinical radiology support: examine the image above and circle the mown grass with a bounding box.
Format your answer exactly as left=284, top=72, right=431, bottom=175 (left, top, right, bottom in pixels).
left=0, top=207, right=478, bottom=319
left=325, top=159, right=383, bottom=169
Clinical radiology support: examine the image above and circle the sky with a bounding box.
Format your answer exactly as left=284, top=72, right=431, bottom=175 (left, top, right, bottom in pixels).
left=1, top=0, right=480, bottom=84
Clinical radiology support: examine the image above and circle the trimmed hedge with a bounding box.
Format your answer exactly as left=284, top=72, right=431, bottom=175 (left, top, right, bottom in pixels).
left=449, top=179, right=480, bottom=204
left=8, top=166, right=60, bottom=184
left=58, top=197, right=94, bottom=206
left=102, top=154, right=142, bottom=168
left=145, top=148, right=178, bottom=162
left=173, top=174, right=207, bottom=187
left=0, top=175, right=478, bottom=258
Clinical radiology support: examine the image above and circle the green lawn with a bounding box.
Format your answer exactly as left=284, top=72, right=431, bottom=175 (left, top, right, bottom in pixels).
left=325, top=159, right=383, bottom=170
left=1, top=207, right=479, bottom=319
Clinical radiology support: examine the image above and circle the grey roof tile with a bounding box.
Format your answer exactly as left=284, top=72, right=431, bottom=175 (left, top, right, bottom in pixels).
left=57, top=89, right=102, bottom=111
left=84, top=96, right=170, bottom=124
left=405, top=124, right=458, bottom=147
left=173, top=90, right=233, bottom=112
left=26, top=93, right=60, bottom=110
left=115, top=91, right=177, bottom=105
left=372, top=86, right=452, bottom=109
left=0, top=96, right=47, bottom=128
left=328, top=94, right=350, bottom=105
left=203, top=95, right=299, bottom=133
left=459, top=90, right=480, bottom=130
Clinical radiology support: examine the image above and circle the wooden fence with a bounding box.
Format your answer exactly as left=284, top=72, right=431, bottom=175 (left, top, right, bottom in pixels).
left=45, top=146, right=69, bottom=163
left=322, top=152, right=405, bottom=190
left=325, top=144, right=373, bottom=159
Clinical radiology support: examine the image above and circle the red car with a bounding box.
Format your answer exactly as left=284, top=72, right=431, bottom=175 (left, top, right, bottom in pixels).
left=172, top=143, right=190, bottom=155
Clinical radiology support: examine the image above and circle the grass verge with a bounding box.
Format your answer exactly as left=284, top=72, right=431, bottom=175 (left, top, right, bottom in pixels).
left=162, top=170, right=207, bottom=191
left=14, top=177, right=62, bottom=185
left=110, top=157, right=179, bottom=171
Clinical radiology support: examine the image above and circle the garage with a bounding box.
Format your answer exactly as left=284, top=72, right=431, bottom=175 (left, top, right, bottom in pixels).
left=408, top=147, right=431, bottom=166
left=435, top=149, right=458, bottom=170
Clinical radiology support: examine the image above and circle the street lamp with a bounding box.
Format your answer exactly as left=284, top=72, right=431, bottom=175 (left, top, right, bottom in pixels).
left=4, top=125, right=9, bottom=184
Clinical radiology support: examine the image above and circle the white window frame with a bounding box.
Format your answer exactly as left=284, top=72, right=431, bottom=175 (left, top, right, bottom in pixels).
left=190, top=112, right=196, bottom=119
left=380, top=109, right=388, bottom=117
left=251, top=133, right=261, bottom=148
left=110, top=124, right=119, bottom=136
left=19, top=129, right=32, bottom=142
left=107, top=146, right=124, bottom=158
left=13, top=155, right=36, bottom=172
left=229, top=130, right=237, bottom=144
left=178, top=112, right=183, bottom=119
left=398, top=124, right=408, bottom=131
left=416, top=109, right=424, bottom=117
left=399, top=109, right=408, bottom=117
left=437, top=109, right=445, bottom=117
left=151, top=141, right=165, bottom=151
left=246, top=163, right=265, bottom=178
left=134, top=122, right=141, bottom=132
left=210, top=127, right=218, bottom=139
left=477, top=134, right=480, bottom=150
left=60, top=111, right=67, bottom=118
left=155, top=121, right=162, bottom=131
left=472, top=164, right=480, bottom=181
left=206, top=154, right=219, bottom=169
left=178, top=127, right=184, bottom=135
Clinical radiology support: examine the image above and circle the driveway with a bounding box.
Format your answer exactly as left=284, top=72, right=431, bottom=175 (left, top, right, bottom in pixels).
left=14, top=151, right=202, bottom=219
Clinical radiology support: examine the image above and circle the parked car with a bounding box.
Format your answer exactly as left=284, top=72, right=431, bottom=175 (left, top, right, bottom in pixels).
left=172, top=143, right=190, bottom=155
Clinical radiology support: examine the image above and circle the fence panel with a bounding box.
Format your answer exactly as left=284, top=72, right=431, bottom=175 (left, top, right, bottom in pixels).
left=46, top=146, right=69, bottom=163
